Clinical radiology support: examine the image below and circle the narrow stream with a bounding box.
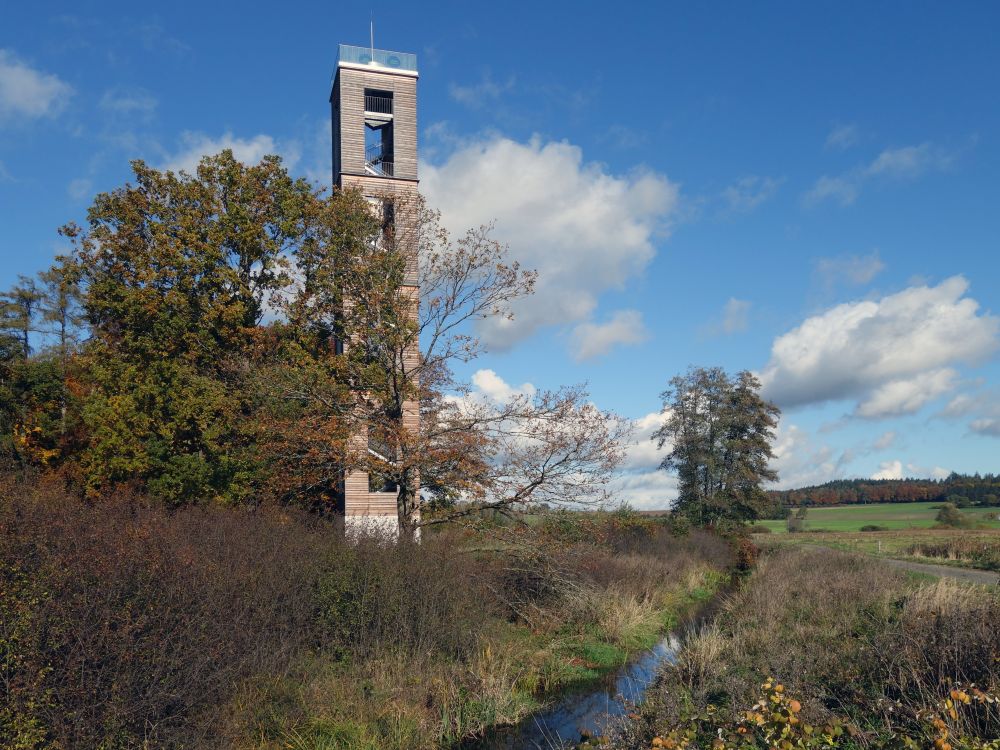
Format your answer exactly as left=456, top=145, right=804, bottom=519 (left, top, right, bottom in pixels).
left=465, top=633, right=681, bottom=749
left=463, top=587, right=729, bottom=750
left=467, top=634, right=678, bottom=750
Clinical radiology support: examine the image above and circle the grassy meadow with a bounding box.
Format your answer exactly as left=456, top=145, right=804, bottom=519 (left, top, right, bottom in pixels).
left=762, top=527, right=1000, bottom=571
left=755, top=500, right=1000, bottom=533
left=753, top=501, right=1000, bottom=572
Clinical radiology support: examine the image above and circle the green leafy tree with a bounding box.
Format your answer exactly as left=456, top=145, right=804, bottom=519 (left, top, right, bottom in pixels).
left=38, top=257, right=86, bottom=440
left=37, top=257, right=85, bottom=360
left=786, top=505, right=807, bottom=533
left=652, top=367, right=780, bottom=525
left=64, top=151, right=314, bottom=504
left=946, top=493, right=972, bottom=508
left=0, top=332, right=24, bottom=465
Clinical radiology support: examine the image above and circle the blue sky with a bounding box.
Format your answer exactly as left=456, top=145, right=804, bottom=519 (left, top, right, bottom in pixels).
left=2, top=2, right=998, bottom=506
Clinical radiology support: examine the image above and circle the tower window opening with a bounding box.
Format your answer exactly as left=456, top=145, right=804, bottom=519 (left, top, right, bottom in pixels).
left=363, top=88, right=394, bottom=178
left=368, top=430, right=399, bottom=493
left=363, top=196, right=395, bottom=247
left=382, top=200, right=395, bottom=235
left=364, top=88, right=393, bottom=115
left=364, top=121, right=394, bottom=177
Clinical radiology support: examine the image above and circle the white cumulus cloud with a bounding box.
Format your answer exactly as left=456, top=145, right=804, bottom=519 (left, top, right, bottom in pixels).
left=872, top=459, right=949, bottom=481
left=759, top=276, right=999, bottom=416
left=469, top=369, right=535, bottom=402
left=611, top=409, right=676, bottom=510
left=622, top=410, right=669, bottom=473
left=570, top=309, right=648, bottom=361
left=0, top=49, right=72, bottom=121
left=769, top=422, right=839, bottom=489
left=872, top=459, right=904, bottom=480
left=421, top=135, right=680, bottom=349
left=940, top=388, right=1000, bottom=438
left=856, top=368, right=958, bottom=419
left=612, top=471, right=678, bottom=510
left=969, top=418, right=1000, bottom=437
left=162, top=131, right=298, bottom=174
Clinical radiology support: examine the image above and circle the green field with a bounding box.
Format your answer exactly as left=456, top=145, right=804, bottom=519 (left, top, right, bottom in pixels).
left=757, top=501, right=1000, bottom=533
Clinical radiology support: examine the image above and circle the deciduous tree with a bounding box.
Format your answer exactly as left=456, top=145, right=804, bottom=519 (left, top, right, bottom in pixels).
left=652, top=366, right=779, bottom=524
left=268, top=190, right=630, bottom=535
left=64, top=151, right=314, bottom=504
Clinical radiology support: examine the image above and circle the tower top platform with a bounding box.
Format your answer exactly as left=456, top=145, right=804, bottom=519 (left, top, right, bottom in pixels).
left=337, top=44, right=418, bottom=77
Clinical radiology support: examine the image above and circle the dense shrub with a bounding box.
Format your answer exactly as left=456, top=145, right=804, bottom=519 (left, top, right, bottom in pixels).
left=733, top=537, right=759, bottom=572
left=936, top=501, right=973, bottom=528
left=0, top=477, right=330, bottom=748
left=905, top=535, right=1000, bottom=571
left=313, top=532, right=491, bottom=659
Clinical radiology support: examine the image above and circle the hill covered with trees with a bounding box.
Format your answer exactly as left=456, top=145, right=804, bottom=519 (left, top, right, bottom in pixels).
left=765, top=473, right=1000, bottom=516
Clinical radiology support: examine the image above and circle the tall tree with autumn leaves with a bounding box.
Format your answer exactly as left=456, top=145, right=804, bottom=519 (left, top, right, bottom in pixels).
left=258, top=188, right=628, bottom=535
left=63, top=152, right=314, bottom=504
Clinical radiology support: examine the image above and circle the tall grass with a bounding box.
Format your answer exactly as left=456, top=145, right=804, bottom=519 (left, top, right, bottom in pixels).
left=614, top=546, right=1000, bottom=748
left=905, top=536, right=1000, bottom=570
left=1, top=475, right=328, bottom=748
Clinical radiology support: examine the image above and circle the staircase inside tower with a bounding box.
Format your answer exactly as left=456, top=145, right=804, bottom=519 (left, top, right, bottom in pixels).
left=364, top=89, right=394, bottom=177
left=365, top=142, right=393, bottom=177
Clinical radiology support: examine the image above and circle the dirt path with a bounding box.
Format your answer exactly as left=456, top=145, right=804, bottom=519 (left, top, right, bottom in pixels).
left=878, top=557, right=1000, bottom=586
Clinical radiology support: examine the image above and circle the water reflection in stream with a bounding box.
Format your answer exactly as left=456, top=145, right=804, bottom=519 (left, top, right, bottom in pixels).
left=466, top=633, right=681, bottom=749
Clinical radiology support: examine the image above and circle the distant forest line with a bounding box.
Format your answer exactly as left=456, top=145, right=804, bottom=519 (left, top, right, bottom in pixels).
left=764, top=473, right=1000, bottom=515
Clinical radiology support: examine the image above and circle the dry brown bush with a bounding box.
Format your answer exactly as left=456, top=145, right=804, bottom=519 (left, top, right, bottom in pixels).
left=1, top=476, right=332, bottom=748
left=905, top=535, right=1000, bottom=570
left=312, top=529, right=494, bottom=659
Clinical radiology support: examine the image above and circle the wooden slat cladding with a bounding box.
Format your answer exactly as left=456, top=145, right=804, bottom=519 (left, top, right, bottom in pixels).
left=331, top=60, right=421, bottom=526
left=331, top=67, right=417, bottom=182
left=339, top=176, right=420, bottom=285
